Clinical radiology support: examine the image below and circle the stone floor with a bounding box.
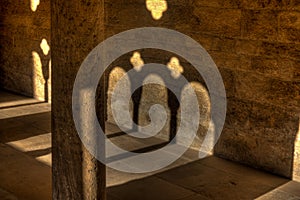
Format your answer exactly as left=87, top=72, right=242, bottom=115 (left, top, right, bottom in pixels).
left=0, top=89, right=299, bottom=200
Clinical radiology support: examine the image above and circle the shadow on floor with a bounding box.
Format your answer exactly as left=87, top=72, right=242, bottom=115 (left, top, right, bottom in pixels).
left=107, top=156, right=299, bottom=200
left=0, top=90, right=52, bottom=200
left=1, top=90, right=299, bottom=200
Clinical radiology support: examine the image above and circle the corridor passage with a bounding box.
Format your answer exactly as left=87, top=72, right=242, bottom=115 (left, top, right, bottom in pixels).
left=0, top=90, right=300, bottom=200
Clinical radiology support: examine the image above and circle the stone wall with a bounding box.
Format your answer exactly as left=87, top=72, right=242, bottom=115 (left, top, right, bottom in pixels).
left=105, top=0, right=300, bottom=179
left=1, top=0, right=299, bottom=181
left=0, top=0, right=51, bottom=101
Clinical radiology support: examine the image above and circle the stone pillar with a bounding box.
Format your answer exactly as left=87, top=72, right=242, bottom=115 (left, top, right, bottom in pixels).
left=51, top=1, right=106, bottom=199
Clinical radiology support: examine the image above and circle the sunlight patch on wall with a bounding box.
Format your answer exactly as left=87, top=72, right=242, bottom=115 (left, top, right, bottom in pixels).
left=30, top=0, right=40, bottom=12
left=167, top=57, right=183, bottom=79
left=107, top=67, right=133, bottom=127
left=48, top=59, right=52, bottom=102
left=32, top=51, right=45, bottom=100
left=40, top=38, right=50, bottom=55
left=293, top=119, right=300, bottom=181
left=146, top=0, right=168, bottom=20
left=178, top=82, right=211, bottom=150
left=32, top=39, right=51, bottom=102
left=130, top=52, right=144, bottom=71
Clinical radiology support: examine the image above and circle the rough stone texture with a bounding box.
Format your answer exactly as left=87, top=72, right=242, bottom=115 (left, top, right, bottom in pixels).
left=104, top=0, right=300, bottom=180
left=105, top=49, right=211, bottom=149
left=1, top=2, right=300, bottom=198
left=0, top=0, right=51, bottom=102
left=51, top=1, right=106, bottom=199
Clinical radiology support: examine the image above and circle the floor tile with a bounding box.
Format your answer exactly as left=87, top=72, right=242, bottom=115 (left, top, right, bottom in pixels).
left=199, top=156, right=289, bottom=187
left=0, top=125, right=49, bottom=144
left=0, top=90, right=40, bottom=109
left=178, top=194, right=210, bottom=200
left=255, top=188, right=300, bottom=200
left=107, top=176, right=195, bottom=200
left=156, top=160, right=281, bottom=200
left=1, top=90, right=299, bottom=200
left=279, top=181, right=300, bottom=197
left=0, top=188, right=18, bottom=200
left=0, top=143, right=51, bottom=200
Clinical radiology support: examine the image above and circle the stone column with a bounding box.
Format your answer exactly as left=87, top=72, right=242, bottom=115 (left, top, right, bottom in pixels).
left=51, top=1, right=106, bottom=199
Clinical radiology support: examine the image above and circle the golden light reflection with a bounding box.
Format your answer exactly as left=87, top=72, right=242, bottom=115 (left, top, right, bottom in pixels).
left=48, top=59, right=52, bottom=102
left=107, top=67, right=133, bottom=128
left=146, top=0, right=168, bottom=20
left=178, top=82, right=211, bottom=150
left=30, top=0, right=40, bottom=12
left=40, top=38, right=50, bottom=56
left=7, top=133, right=52, bottom=166
left=293, top=119, right=300, bottom=181
left=130, top=52, right=144, bottom=71
left=32, top=51, right=45, bottom=100
left=167, top=57, right=184, bottom=79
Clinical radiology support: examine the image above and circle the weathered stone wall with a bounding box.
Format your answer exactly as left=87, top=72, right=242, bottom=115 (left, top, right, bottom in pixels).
left=2, top=0, right=299, bottom=182
left=105, top=0, right=300, bottom=179
left=0, top=0, right=51, bottom=101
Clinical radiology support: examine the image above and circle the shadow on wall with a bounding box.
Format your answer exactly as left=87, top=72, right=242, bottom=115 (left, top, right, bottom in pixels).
left=105, top=50, right=211, bottom=153
left=0, top=0, right=51, bottom=102
left=104, top=49, right=300, bottom=182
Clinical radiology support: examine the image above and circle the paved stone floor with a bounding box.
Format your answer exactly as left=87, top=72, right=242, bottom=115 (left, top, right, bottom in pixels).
left=0, top=90, right=299, bottom=200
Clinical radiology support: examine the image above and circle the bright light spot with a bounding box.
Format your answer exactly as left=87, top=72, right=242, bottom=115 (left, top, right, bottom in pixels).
left=40, top=39, right=50, bottom=56
left=7, top=133, right=52, bottom=166
left=146, top=0, right=168, bottom=20
left=36, top=153, right=52, bottom=166
left=293, top=119, right=300, bottom=181
left=7, top=133, right=51, bottom=152
left=108, top=67, right=133, bottom=127
left=167, top=57, right=184, bottom=78
left=0, top=103, right=50, bottom=119
left=30, top=0, right=40, bottom=12
left=179, top=82, right=211, bottom=150
left=47, top=59, right=52, bottom=102
left=32, top=51, right=45, bottom=100
left=130, top=52, right=144, bottom=71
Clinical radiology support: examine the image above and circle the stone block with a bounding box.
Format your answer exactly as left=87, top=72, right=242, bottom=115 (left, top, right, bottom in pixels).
left=258, top=42, right=300, bottom=60
left=224, top=98, right=252, bottom=129
left=250, top=102, right=299, bottom=132
left=218, top=67, right=236, bottom=98
left=294, top=60, right=300, bottom=80
left=279, top=11, right=300, bottom=43
left=240, top=0, right=294, bottom=9
left=192, top=0, right=241, bottom=8
left=235, top=71, right=300, bottom=109
left=215, top=126, right=295, bottom=178
left=210, top=52, right=252, bottom=70
left=251, top=57, right=294, bottom=80
left=192, top=7, right=242, bottom=37
left=210, top=37, right=237, bottom=53
left=236, top=39, right=262, bottom=56
left=242, top=10, right=278, bottom=41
